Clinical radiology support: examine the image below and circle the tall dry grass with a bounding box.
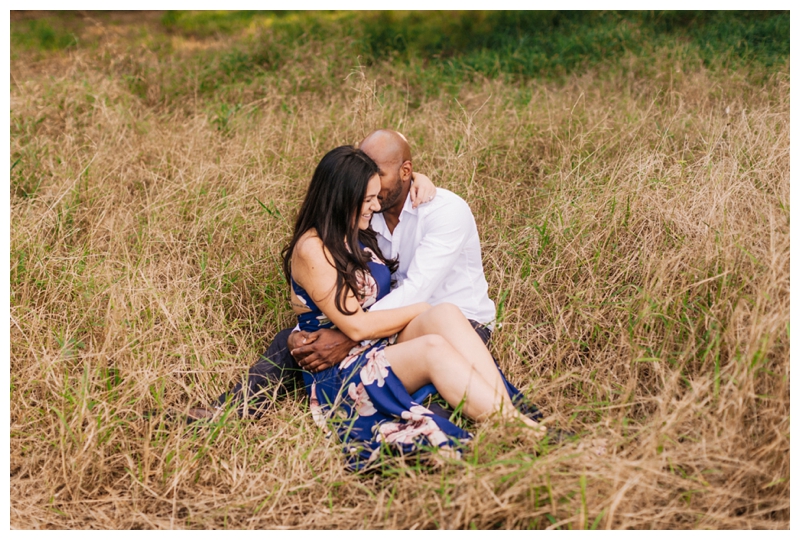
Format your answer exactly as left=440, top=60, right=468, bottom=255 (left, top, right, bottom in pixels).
left=10, top=25, right=789, bottom=529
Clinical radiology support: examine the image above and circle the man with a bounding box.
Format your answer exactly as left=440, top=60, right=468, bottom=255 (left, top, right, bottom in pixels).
left=190, top=129, right=540, bottom=421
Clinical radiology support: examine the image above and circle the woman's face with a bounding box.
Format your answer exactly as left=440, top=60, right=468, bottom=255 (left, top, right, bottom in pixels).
left=358, top=174, right=382, bottom=230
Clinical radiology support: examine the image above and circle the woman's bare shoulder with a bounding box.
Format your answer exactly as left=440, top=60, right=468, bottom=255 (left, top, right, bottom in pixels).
left=293, top=230, right=331, bottom=268
left=295, top=229, right=321, bottom=253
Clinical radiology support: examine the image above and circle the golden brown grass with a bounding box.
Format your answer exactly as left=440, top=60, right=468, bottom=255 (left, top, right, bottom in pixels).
left=10, top=19, right=789, bottom=529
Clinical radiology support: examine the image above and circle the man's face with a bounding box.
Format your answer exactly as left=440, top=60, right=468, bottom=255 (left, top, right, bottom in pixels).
left=360, top=134, right=411, bottom=213
left=375, top=159, right=405, bottom=212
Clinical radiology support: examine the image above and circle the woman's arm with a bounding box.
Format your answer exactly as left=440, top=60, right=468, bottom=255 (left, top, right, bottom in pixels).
left=409, top=172, right=436, bottom=209
left=293, top=236, right=429, bottom=342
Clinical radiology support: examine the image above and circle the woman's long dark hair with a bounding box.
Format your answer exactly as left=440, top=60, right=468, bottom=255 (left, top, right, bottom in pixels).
left=282, top=146, right=398, bottom=315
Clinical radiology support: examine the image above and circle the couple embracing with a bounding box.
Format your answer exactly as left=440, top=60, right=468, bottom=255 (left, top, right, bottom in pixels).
left=193, top=129, right=564, bottom=470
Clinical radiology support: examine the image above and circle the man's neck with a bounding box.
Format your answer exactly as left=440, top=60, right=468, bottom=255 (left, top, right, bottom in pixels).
left=382, top=187, right=411, bottom=234
left=382, top=205, right=403, bottom=234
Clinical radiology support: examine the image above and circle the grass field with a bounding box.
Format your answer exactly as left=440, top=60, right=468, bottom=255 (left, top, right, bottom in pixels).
left=9, top=11, right=789, bottom=529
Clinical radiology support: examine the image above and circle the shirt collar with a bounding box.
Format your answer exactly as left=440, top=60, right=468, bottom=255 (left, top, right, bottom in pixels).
left=371, top=193, right=416, bottom=239
left=371, top=211, right=390, bottom=240
left=400, top=192, right=418, bottom=217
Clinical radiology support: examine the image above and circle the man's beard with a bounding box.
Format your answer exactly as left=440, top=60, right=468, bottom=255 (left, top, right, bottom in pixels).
left=377, top=178, right=404, bottom=213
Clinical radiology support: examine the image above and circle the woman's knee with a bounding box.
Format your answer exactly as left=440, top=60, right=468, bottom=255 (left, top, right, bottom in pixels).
left=417, top=334, right=470, bottom=371
left=415, top=334, right=452, bottom=357
left=389, top=335, right=452, bottom=381
left=426, top=302, right=464, bottom=323
left=432, top=302, right=460, bottom=314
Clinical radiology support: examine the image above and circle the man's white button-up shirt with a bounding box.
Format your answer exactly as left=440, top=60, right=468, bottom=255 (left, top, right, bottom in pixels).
left=369, top=188, right=496, bottom=328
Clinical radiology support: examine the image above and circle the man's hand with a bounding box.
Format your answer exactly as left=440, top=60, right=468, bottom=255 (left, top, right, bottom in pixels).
left=409, top=172, right=436, bottom=209
left=289, top=328, right=358, bottom=373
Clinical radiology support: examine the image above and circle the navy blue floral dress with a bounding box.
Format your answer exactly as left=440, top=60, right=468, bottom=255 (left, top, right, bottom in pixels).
left=292, top=244, right=471, bottom=470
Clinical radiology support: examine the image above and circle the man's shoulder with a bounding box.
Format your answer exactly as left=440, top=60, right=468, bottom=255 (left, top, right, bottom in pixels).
left=428, top=188, right=473, bottom=215
left=415, top=188, right=477, bottom=235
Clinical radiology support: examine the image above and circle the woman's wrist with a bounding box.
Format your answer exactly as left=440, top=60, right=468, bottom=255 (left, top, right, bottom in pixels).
left=414, top=302, right=431, bottom=317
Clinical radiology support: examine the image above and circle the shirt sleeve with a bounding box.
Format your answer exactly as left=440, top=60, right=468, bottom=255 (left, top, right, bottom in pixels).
left=369, top=197, right=473, bottom=311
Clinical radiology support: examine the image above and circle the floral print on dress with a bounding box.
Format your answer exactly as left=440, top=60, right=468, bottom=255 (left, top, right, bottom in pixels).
left=401, top=404, right=435, bottom=422
left=362, top=246, right=384, bottom=265
left=309, top=382, right=332, bottom=436
left=359, top=347, right=391, bottom=387
left=376, top=416, right=449, bottom=447
left=355, top=269, right=379, bottom=309
left=340, top=341, right=370, bottom=370
left=347, top=382, right=377, bottom=417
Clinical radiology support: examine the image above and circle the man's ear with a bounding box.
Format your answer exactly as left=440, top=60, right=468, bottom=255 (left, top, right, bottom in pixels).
left=400, top=160, right=413, bottom=181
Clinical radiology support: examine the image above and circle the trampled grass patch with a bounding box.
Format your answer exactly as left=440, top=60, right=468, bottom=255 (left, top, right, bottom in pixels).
left=10, top=10, right=788, bottom=529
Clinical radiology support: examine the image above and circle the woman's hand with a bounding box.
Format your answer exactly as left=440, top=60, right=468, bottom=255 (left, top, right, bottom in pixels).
left=409, top=172, right=436, bottom=209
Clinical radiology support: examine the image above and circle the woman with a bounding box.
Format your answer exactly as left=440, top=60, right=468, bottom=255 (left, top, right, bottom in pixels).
left=287, top=146, right=547, bottom=470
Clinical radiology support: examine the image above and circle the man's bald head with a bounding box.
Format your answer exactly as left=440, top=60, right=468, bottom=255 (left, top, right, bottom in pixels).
left=359, top=129, right=412, bottom=168
left=357, top=129, right=414, bottom=214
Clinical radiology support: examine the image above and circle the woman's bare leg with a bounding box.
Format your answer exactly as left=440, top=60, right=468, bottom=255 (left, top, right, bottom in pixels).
left=397, top=303, right=510, bottom=401
left=383, top=335, right=544, bottom=433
